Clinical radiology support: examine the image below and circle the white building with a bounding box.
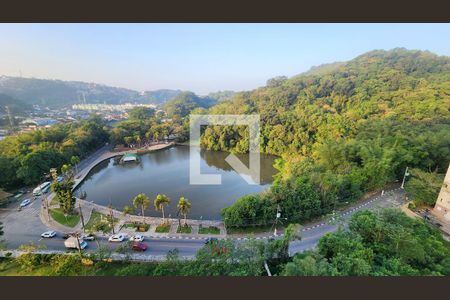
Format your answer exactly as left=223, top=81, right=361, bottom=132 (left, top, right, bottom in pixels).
left=433, top=164, right=450, bottom=222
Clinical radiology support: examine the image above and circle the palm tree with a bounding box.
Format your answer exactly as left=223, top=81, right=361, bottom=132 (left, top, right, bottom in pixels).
left=177, top=197, right=191, bottom=226
left=61, top=164, right=72, bottom=177
left=122, top=205, right=133, bottom=223
left=154, top=194, right=170, bottom=224
left=70, top=156, right=80, bottom=177
left=132, top=193, right=150, bottom=224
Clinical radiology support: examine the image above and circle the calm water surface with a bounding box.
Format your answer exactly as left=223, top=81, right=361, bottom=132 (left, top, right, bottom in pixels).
left=75, top=146, right=278, bottom=220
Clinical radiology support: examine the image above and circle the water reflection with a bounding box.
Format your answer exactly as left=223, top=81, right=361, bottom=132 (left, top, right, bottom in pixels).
left=75, top=146, right=278, bottom=220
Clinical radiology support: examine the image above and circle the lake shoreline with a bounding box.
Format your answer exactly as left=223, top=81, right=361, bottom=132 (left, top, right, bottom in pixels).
left=74, top=144, right=278, bottom=220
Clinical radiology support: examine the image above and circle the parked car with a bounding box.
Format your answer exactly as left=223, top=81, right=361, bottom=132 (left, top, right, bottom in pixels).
left=81, top=233, right=96, bottom=241
left=41, top=231, right=56, bottom=238
left=132, top=241, right=148, bottom=252
left=129, top=235, right=144, bottom=242
left=108, top=233, right=126, bottom=242
left=20, top=199, right=31, bottom=207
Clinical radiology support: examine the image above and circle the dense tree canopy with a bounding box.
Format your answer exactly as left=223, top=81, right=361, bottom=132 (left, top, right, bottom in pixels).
left=163, top=91, right=216, bottom=117
left=0, top=115, right=109, bottom=188
left=283, top=209, right=450, bottom=276
left=216, top=48, right=450, bottom=227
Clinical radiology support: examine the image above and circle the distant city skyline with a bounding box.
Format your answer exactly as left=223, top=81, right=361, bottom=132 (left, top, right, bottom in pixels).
left=1, top=24, right=449, bottom=94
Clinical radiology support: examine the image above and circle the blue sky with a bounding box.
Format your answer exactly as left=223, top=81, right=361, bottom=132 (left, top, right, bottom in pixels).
left=0, top=24, right=449, bottom=94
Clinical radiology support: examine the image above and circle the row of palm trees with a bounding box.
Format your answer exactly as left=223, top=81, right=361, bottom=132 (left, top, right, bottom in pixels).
left=123, top=193, right=192, bottom=226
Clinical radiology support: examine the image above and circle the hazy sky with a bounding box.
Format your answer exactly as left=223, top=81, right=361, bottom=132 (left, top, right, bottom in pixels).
left=1, top=24, right=449, bottom=94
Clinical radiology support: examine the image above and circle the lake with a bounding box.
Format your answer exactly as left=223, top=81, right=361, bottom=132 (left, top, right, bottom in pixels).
left=75, top=146, right=278, bottom=220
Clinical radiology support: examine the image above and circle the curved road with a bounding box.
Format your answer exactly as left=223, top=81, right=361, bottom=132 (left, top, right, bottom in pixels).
left=1, top=187, right=406, bottom=259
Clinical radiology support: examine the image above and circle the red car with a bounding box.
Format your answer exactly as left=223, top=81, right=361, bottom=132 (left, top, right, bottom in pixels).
left=132, top=241, right=148, bottom=252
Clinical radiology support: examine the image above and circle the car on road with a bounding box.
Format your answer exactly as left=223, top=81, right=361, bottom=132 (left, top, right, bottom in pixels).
left=132, top=241, right=148, bottom=252
left=108, top=233, right=126, bottom=242
left=129, top=235, right=144, bottom=242
left=41, top=231, right=57, bottom=238
left=20, top=199, right=31, bottom=207
left=81, top=233, right=96, bottom=241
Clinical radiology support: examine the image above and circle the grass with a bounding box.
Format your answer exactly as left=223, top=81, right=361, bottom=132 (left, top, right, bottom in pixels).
left=226, top=225, right=279, bottom=235
left=0, top=258, right=53, bottom=276
left=50, top=194, right=59, bottom=206
left=176, top=225, right=192, bottom=234
left=84, top=210, right=117, bottom=233
left=49, top=208, right=80, bottom=228
left=121, top=223, right=136, bottom=229
left=198, top=226, right=220, bottom=235
left=120, top=223, right=150, bottom=232
left=155, top=223, right=171, bottom=233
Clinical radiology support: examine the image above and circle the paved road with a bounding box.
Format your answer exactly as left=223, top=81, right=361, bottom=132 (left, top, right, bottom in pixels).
left=289, top=188, right=406, bottom=254
left=1, top=196, right=206, bottom=257
left=1, top=186, right=406, bottom=259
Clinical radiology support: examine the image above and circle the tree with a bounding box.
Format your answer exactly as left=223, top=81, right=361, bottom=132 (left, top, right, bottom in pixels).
left=405, top=168, right=443, bottom=206
left=61, top=164, right=72, bottom=177
left=127, top=107, right=155, bottom=120
left=154, top=194, right=171, bottom=223
left=132, top=193, right=149, bottom=224
left=177, top=197, right=191, bottom=226
left=266, top=76, right=288, bottom=88
left=282, top=251, right=330, bottom=276
left=50, top=168, right=76, bottom=214
left=70, top=156, right=80, bottom=177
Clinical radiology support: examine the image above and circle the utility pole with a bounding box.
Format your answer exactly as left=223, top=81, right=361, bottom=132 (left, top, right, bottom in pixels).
left=109, top=203, right=115, bottom=234
left=45, top=195, right=50, bottom=222
left=264, top=261, right=272, bottom=276
left=274, top=205, right=281, bottom=236
left=401, top=166, right=409, bottom=189
left=75, top=232, right=82, bottom=257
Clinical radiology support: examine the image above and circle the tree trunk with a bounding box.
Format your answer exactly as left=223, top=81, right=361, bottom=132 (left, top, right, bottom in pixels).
left=162, top=206, right=165, bottom=223
left=184, top=213, right=187, bottom=226
left=141, top=206, right=145, bottom=224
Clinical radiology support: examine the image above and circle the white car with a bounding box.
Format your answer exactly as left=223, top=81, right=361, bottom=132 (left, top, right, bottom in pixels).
left=108, top=233, right=126, bottom=242
left=41, top=231, right=56, bottom=238
left=20, top=199, right=31, bottom=207
left=129, top=235, right=145, bottom=242
left=80, top=233, right=96, bottom=241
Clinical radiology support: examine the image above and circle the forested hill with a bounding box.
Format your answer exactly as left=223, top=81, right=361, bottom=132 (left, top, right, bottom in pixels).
left=204, top=48, right=450, bottom=158
left=0, top=76, right=182, bottom=107
left=164, top=91, right=217, bottom=117
left=205, top=48, right=450, bottom=227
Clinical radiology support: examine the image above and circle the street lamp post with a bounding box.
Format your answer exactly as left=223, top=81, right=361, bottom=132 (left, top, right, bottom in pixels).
left=401, top=166, right=409, bottom=189
left=274, top=205, right=281, bottom=236
left=79, top=203, right=85, bottom=232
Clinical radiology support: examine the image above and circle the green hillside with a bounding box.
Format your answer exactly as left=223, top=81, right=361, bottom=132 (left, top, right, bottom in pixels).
left=196, top=48, right=450, bottom=227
